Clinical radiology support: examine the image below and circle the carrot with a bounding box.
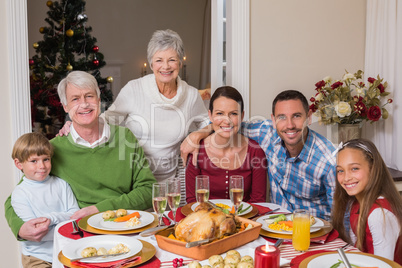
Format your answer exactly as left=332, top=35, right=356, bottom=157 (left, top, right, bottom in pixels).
left=230, top=206, right=236, bottom=214
left=114, top=211, right=140, bottom=222
left=278, top=221, right=293, bottom=228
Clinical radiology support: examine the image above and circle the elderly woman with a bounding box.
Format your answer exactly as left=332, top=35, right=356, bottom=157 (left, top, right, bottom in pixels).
left=60, top=29, right=209, bottom=182
left=5, top=71, right=156, bottom=242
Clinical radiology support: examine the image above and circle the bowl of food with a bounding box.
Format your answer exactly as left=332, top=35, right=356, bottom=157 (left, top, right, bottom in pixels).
left=155, top=203, right=262, bottom=260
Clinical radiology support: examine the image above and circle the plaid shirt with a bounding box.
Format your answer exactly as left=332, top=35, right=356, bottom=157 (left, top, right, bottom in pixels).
left=242, top=120, right=336, bottom=220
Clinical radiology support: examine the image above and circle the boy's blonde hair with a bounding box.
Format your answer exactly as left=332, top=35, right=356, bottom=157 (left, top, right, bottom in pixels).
left=12, top=132, right=53, bottom=162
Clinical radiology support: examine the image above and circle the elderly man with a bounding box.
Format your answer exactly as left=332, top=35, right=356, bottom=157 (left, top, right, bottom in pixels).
left=181, top=90, right=336, bottom=220
left=5, top=71, right=156, bottom=241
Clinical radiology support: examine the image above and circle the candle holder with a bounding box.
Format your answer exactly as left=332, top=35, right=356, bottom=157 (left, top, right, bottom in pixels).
left=141, top=63, right=147, bottom=77
left=254, top=244, right=280, bottom=268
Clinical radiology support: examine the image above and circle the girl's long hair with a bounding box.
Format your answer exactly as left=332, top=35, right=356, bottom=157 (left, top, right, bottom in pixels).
left=332, top=139, right=402, bottom=255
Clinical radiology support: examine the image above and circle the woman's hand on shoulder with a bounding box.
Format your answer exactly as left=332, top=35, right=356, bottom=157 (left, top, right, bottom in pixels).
left=57, top=120, right=72, bottom=137
left=180, top=134, right=200, bottom=166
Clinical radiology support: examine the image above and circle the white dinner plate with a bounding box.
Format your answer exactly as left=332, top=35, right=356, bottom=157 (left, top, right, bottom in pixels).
left=191, top=199, right=253, bottom=216
left=87, top=210, right=154, bottom=231
left=62, top=235, right=143, bottom=263
left=184, top=248, right=290, bottom=267
left=306, top=252, right=391, bottom=268
left=257, top=214, right=324, bottom=234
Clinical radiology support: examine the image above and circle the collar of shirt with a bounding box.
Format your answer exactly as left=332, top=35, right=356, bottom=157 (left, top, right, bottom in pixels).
left=70, top=120, right=110, bottom=148
left=272, top=128, right=314, bottom=163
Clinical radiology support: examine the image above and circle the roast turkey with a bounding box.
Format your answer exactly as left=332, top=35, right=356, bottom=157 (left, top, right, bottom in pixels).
left=175, top=202, right=237, bottom=242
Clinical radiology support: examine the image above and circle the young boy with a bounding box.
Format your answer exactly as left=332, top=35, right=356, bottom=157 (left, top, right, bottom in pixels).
left=11, top=132, right=79, bottom=268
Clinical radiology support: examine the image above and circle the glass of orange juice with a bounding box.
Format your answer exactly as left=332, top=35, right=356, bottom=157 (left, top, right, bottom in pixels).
left=292, top=209, right=310, bottom=252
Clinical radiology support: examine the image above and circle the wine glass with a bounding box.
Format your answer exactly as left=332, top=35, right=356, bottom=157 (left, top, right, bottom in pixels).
left=152, top=182, right=167, bottom=226
left=167, top=178, right=181, bottom=224
left=292, top=209, right=310, bottom=252
left=195, top=175, right=209, bottom=203
left=229, top=175, right=244, bottom=215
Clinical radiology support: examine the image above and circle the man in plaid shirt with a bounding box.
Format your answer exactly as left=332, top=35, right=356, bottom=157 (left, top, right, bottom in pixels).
left=241, top=90, right=336, bottom=220
left=181, top=90, right=336, bottom=220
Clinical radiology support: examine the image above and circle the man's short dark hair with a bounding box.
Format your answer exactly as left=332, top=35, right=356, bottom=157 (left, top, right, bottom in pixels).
left=272, top=90, right=309, bottom=115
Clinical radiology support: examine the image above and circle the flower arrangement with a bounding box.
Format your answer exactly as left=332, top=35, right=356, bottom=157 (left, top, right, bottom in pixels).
left=309, top=70, right=393, bottom=125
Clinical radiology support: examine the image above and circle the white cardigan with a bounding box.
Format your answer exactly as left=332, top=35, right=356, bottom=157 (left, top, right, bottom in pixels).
left=104, top=74, right=209, bottom=181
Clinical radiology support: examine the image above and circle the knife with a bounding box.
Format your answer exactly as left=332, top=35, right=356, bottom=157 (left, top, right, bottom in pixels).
left=70, top=252, right=129, bottom=262
left=139, top=224, right=174, bottom=237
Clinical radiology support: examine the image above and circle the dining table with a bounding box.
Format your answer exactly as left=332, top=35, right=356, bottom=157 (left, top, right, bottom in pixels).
left=51, top=202, right=393, bottom=268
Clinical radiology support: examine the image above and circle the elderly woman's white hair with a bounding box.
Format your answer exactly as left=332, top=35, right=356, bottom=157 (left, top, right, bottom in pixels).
left=57, top=71, right=100, bottom=105
left=147, top=29, right=185, bottom=69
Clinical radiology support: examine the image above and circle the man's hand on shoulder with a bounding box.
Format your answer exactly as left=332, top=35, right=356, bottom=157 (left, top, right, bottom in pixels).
left=19, top=217, right=50, bottom=242
left=71, top=205, right=99, bottom=219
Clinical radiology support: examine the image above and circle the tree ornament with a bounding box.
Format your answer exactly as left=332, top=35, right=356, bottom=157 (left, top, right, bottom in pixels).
left=92, top=45, right=99, bottom=53
left=29, top=59, right=35, bottom=66
left=46, top=1, right=53, bottom=7
left=66, top=63, right=73, bottom=71
left=92, top=59, right=99, bottom=67
left=33, top=43, right=39, bottom=49
left=66, top=29, right=74, bottom=37
left=39, top=27, right=45, bottom=34
left=106, top=76, right=114, bottom=83
left=77, top=14, right=85, bottom=21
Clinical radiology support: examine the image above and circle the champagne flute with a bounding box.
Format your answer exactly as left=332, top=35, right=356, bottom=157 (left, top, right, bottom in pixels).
left=167, top=178, right=181, bottom=224
left=229, top=175, right=244, bottom=215
left=195, top=175, right=209, bottom=203
left=152, top=183, right=167, bottom=227
left=292, top=209, right=310, bottom=252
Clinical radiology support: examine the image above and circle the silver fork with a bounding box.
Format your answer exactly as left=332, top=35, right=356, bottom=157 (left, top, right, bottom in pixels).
left=341, top=243, right=350, bottom=251
left=71, top=221, right=80, bottom=234
left=72, top=220, right=84, bottom=237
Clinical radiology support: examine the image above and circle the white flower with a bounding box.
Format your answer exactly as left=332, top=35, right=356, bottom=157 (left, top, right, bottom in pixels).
left=315, top=92, right=324, bottom=101
left=335, top=101, right=352, bottom=118
left=342, top=73, right=355, bottom=81
left=355, top=87, right=365, bottom=97
left=323, top=76, right=332, bottom=83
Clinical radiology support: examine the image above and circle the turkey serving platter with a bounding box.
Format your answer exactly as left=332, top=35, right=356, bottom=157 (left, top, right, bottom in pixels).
left=155, top=217, right=262, bottom=260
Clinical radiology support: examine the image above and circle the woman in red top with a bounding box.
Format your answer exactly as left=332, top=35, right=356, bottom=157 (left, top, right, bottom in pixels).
left=332, top=139, right=402, bottom=264
left=185, top=86, right=267, bottom=203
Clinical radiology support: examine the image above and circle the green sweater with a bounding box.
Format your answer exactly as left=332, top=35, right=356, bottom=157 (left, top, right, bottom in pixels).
left=4, top=125, right=156, bottom=238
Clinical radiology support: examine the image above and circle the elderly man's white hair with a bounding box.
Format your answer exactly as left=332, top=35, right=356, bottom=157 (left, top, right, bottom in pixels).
left=57, top=71, right=100, bottom=105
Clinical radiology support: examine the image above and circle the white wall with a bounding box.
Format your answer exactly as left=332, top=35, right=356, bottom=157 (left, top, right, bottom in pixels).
left=0, top=0, right=21, bottom=266
left=250, top=0, right=366, bottom=124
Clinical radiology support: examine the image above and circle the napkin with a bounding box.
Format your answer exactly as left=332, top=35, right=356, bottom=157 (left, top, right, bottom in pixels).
left=289, top=250, right=331, bottom=267
left=70, top=256, right=142, bottom=268
left=58, top=219, right=96, bottom=240
left=167, top=207, right=185, bottom=222
left=310, top=229, right=339, bottom=244
left=252, top=204, right=272, bottom=215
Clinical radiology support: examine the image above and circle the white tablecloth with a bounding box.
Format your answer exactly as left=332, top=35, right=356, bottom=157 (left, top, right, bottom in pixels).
left=52, top=203, right=289, bottom=267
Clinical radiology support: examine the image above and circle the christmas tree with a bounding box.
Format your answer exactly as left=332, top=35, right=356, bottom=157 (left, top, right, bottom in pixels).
left=29, top=0, right=113, bottom=138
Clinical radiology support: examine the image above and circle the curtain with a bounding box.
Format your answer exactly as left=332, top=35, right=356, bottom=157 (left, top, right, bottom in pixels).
left=364, top=0, right=402, bottom=170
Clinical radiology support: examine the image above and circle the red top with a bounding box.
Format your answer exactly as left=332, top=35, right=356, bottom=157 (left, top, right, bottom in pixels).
left=350, top=198, right=401, bottom=264
left=185, top=139, right=267, bottom=203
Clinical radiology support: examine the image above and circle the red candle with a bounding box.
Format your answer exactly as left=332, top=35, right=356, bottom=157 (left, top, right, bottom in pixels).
left=254, top=243, right=280, bottom=268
